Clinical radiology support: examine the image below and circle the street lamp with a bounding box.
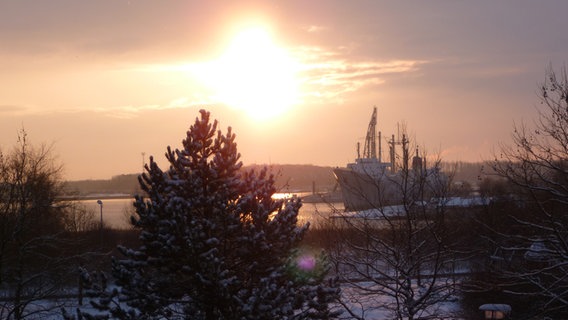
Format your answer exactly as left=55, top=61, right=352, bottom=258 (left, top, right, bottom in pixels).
left=97, top=200, right=103, bottom=247
left=97, top=200, right=103, bottom=229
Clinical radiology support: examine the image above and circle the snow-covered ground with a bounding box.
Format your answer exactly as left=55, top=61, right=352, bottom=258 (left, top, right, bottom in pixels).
left=336, top=282, right=465, bottom=319
left=1, top=283, right=466, bottom=319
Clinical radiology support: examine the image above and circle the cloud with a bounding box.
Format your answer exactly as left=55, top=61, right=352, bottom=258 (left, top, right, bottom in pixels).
left=0, top=105, right=28, bottom=115
left=0, top=97, right=204, bottom=120
left=292, top=46, right=426, bottom=103
left=91, top=96, right=210, bottom=119
left=304, top=25, right=327, bottom=33
left=178, top=43, right=426, bottom=106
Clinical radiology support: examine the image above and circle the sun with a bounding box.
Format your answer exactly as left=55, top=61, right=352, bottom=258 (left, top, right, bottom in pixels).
left=192, top=26, right=300, bottom=120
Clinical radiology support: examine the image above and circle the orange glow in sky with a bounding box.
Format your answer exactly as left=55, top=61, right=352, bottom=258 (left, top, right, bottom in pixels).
left=0, top=1, right=567, bottom=180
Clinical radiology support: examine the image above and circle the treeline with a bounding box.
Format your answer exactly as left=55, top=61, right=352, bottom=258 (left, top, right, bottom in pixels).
left=64, top=162, right=488, bottom=196
left=247, top=164, right=338, bottom=192
left=63, top=173, right=142, bottom=196
left=63, top=164, right=338, bottom=196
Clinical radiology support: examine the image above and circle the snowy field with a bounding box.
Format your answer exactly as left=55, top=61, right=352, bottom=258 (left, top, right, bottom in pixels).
left=1, top=283, right=466, bottom=319
left=336, top=282, right=464, bottom=319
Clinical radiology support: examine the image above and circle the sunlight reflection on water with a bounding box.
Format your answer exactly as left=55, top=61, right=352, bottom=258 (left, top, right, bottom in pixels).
left=80, top=198, right=135, bottom=229
left=78, top=194, right=342, bottom=230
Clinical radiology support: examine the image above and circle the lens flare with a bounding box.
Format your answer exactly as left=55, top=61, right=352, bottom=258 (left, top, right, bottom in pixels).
left=286, top=248, right=329, bottom=283
left=297, top=254, right=317, bottom=271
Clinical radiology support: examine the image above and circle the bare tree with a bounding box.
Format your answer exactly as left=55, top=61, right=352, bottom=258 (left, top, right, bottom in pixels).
left=485, top=65, right=568, bottom=317
left=330, top=137, right=465, bottom=319
left=0, top=129, right=72, bottom=319
left=61, top=202, right=99, bottom=233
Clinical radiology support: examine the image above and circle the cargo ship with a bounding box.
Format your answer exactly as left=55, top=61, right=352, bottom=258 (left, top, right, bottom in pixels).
left=333, top=107, right=427, bottom=211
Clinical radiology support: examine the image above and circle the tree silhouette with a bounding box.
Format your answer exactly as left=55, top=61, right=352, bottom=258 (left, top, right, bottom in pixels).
left=80, top=110, right=339, bottom=319
left=486, top=65, right=568, bottom=317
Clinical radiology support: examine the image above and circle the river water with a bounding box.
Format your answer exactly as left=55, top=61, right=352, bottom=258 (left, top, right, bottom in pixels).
left=80, top=197, right=344, bottom=230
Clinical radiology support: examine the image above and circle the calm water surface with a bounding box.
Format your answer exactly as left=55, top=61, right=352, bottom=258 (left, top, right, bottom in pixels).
left=80, top=197, right=343, bottom=229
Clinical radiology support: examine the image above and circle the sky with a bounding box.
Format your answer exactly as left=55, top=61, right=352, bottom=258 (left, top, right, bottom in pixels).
left=0, top=0, right=567, bottom=180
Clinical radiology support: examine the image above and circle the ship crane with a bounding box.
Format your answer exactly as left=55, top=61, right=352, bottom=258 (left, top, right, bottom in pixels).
left=356, top=106, right=393, bottom=167
left=362, top=106, right=378, bottom=159
left=357, top=107, right=411, bottom=173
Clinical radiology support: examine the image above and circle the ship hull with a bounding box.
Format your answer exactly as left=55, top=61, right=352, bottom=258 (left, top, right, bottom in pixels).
left=333, top=167, right=399, bottom=211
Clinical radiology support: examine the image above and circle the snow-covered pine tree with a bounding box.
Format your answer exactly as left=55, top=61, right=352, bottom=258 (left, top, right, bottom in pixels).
left=82, top=110, right=339, bottom=319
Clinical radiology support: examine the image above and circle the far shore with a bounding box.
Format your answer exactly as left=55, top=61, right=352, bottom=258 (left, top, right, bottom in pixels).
left=58, top=191, right=343, bottom=203
left=57, top=193, right=134, bottom=201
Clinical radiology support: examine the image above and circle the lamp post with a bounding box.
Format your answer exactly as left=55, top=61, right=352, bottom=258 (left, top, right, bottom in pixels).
left=97, top=200, right=103, bottom=247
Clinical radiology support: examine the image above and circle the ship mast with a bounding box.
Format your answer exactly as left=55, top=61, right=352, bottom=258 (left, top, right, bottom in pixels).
left=362, top=106, right=378, bottom=159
